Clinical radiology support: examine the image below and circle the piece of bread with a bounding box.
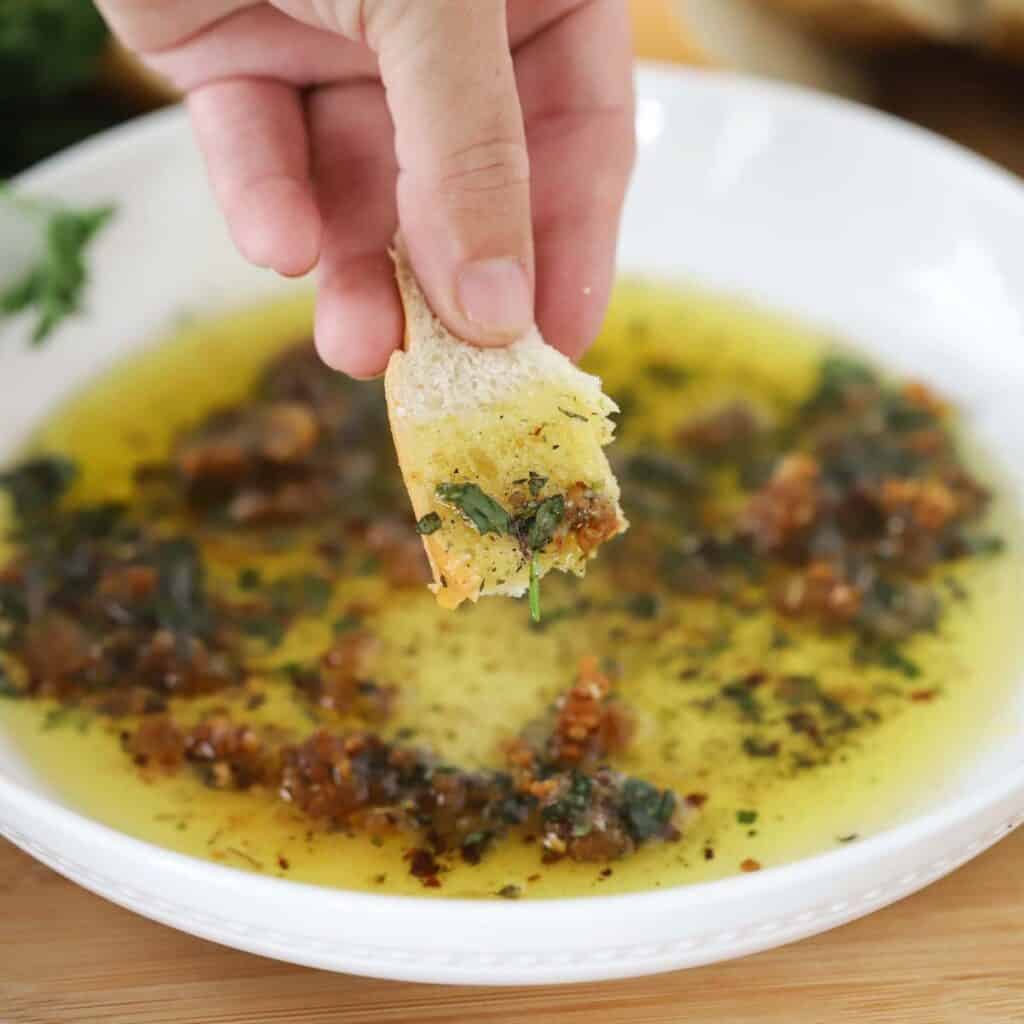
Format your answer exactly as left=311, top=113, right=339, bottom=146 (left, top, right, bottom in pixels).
left=981, top=0, right=1024, bottom=54
left=384, top=246, right=627, bottom=611
left=630, top=0, right=874, bottom=99
left=755, top=0, right=977, bottom=44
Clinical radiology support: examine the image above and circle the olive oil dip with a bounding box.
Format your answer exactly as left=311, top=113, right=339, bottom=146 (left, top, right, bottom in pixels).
left=0, top=282, right=1019, bottom=900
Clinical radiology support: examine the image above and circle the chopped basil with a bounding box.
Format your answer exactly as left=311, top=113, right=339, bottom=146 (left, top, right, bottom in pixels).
left=621, top=778, right=675, bottom=841
left=415, top=512, right=442, bottom=535
left=0, top=454, right=77, bottom=525
left=436, top=479, right=569, bottom=623
left=153, top=537, right=211, bottom=640
left=525, top=495, right=565, bottom=551
left=435, top=482, right=510, bottom=535
left=528, top=472, right=547, bottom=497
left=802, top=355, right=878, bottom=417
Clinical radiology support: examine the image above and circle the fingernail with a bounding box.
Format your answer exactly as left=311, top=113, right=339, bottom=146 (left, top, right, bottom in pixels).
left=456, top=259, right=532, bottom=337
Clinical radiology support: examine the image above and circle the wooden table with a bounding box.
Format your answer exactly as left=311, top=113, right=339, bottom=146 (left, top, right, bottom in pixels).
left=7, top=33, right=1024, bottom=1024
left=4, top=829, right=1024, bottom=1023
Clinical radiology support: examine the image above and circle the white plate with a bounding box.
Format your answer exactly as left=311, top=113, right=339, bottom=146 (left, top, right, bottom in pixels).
left=2, top=65, right=1024, bottom=986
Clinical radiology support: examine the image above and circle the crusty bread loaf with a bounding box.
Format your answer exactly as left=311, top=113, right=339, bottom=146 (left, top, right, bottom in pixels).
left=384, top=245, right=627, bottom=612
left=631, top=0, right=873, bottom=98
left=756, top=0, right=977, bottom=44
left=982, top=0, right=1024, bottom=53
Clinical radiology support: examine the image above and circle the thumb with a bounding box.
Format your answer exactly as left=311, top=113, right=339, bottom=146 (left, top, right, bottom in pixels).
left=371, top=0, right=533, bottom=345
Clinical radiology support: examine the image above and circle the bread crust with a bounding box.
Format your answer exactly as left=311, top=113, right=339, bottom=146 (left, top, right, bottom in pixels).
left=384, top=351, right=486, bottom=610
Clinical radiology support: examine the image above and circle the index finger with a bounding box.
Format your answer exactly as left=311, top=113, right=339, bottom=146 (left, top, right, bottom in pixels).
left=515, top=0, right=636, bottom=361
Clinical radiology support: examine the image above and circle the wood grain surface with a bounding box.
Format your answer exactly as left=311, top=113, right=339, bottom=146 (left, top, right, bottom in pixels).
left=6, top=18, right=1024, bottom=1024
left=3, top=829, right=1024, bottom=1024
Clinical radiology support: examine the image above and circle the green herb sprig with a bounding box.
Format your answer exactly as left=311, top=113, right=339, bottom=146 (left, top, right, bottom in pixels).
left=1, top=184, right=115, bottom=345
left=434, top=480, right=567, bottom=622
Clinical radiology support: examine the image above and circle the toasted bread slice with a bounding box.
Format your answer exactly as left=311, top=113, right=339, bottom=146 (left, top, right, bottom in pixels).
left=631, top=0, right=873, bottom=99
left=384, top=246, right=627, bottom=611
left=756, top=0, right=976, bottom=44
left=982, top=0, right=1024, bottom=54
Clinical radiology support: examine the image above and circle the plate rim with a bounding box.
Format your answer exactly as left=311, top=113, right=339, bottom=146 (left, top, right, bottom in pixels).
left=3, top=62, right=1024, bottom=983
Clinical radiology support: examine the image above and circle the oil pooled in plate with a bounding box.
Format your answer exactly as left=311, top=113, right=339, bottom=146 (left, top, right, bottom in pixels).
left=1, top=282, right=1020, bottom=899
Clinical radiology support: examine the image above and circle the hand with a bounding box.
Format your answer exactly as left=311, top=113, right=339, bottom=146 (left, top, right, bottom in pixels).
left=97, top=1, right=635, bottom=378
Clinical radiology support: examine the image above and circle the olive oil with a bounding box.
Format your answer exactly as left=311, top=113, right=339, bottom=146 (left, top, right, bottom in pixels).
left=2, top=281, right=1020, bottom=900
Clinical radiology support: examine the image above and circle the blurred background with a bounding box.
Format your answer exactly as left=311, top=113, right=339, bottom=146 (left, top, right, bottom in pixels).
left=4, top=0, right=1024, bottom=179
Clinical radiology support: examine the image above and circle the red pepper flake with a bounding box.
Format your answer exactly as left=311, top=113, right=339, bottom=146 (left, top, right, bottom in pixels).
left=600, top=867, right=613, bottom=878
left=686, top=792, right=709, bottom=808
left=423, top=876, right=442, bottom=888
left=527, top=873, right=541, bottom=883
left=277, top=855, right=290, bottom=870
left=740, top=858, right=762, bottom=873
left=703, top=846, right=715, bottom=861
left=910, top=689, right=938, bottom=703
